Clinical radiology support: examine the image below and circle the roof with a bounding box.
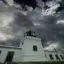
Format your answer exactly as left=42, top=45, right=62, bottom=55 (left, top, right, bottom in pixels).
left=44, top=50, right=64, bottom=54
left=0, top=45, right=21, bottom=49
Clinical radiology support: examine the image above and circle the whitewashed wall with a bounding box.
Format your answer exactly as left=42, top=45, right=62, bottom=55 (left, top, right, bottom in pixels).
left=21, top=36, right=47, bottom=62
left=44, top=51, right=64, bottom=62
left=0, top=47, right=21, bottom=63
left=0, top=35, right=63, bottom=63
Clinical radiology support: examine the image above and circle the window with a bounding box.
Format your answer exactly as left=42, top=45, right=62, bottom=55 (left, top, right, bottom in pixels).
left=22, top=42, right=24, bottom=45
left=49, top=54, right=54, bottom=60
left=33, top=45, right=38, bottom=51
left=60, top=55, right=64, bottom=60
left=0, top=51, right=2, bottom=54
left=55, top=54, right=60, bottom=60
left=5, top=51, right=14, bottom=62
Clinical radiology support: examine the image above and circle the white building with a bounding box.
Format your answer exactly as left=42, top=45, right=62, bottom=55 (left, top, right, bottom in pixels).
left=0, top=31, right=63, bottom=64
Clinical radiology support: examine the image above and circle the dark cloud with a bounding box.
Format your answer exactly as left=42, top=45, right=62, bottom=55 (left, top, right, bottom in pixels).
left=0, top=1, right=34, bottom=46
left=14, top=12, right=33, bottom=27
left=56, top=0, right=64, bottom=13
left=27, top=8, right=64, bottom=49
left=10, top=12, right=33, bottom=33
left=0, top=0, right=64, bottom=50
left=14, top=0, right=37, bottom=9
left=39, top=15, right=57, bottom=24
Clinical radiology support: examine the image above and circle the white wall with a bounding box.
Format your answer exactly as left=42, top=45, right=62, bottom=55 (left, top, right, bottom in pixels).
left=44, top=51, right=64, bottom=62
left=0, top=35, right=64, bottom=63
left=0, top=48, right=21, bottom=63
left=21, top=36, right=46, bottom=62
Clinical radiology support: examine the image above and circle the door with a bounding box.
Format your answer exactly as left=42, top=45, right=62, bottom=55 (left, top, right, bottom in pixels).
left=5, top=51, right=14, bottom=62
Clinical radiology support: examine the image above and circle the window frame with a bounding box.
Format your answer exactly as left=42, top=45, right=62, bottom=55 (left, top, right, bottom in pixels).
left=33, top=45, right=38, bottom=51
left=49, top=54, right=54, bottom=60
left=0, top=50, right=2, bottom=55
left=55, top=54, right=60, bottom=60
left=60, top=55, right=64, bottom=60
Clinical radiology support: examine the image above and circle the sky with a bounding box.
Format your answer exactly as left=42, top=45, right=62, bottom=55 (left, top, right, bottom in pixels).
left=0, top=0, right=64, bottom=51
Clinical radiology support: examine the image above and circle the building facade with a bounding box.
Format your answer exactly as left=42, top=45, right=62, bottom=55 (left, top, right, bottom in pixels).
left=0, top=31, right=63, bottom=64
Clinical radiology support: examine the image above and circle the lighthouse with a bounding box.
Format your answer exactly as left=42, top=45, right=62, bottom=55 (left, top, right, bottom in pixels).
left=0, top=31, right=63, bottom=64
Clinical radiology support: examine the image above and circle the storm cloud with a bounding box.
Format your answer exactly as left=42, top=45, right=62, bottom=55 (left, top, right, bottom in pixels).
left=0, top=1, right=33, bottom=46
left=0, top=0, right=64, bottom=50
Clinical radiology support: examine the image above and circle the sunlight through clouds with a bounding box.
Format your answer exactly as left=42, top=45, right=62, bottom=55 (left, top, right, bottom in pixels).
left=0, top=32, right=14, bottom=41
left=44, top=43, right=58, bottom=50
left=56, top=20, right=64, bottom=24
left=0, top=13, right=14, bottom=27
left=41, top=3, right=60, bottom=16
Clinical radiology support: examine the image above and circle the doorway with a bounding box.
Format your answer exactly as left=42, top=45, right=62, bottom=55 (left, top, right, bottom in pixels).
left=5, top=51, right=14, bottom=63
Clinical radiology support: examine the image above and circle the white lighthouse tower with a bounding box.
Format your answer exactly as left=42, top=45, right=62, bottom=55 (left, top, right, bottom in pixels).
left=20, top=30, right=46, bottom=62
